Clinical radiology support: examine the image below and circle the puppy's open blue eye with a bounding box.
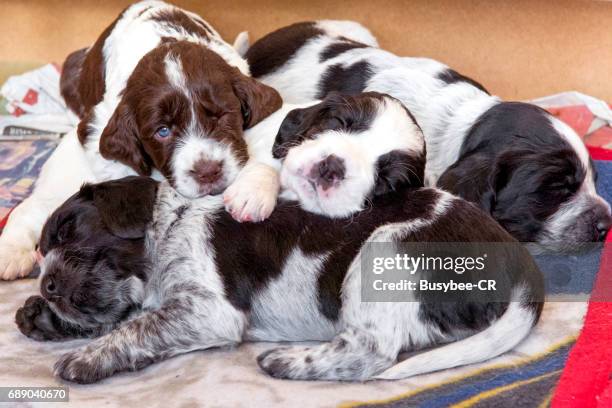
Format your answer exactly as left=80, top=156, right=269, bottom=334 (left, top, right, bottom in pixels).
left=156, top=126, right=171, bottom=138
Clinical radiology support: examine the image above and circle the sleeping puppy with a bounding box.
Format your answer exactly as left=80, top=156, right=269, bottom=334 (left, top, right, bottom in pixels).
left=15, top=174, right=543, bottom=383
left=239, top=21, right=612, bottom=252
left=226, top=92, right=425, bottom=219
left=0, top=1, right=281, bottom=280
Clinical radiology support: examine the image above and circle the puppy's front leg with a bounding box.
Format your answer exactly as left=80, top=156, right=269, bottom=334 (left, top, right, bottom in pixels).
left=0, top=130, right=95, bottom=280
left=224, top=123, right=282, bottom=222
left=54, top=292, right=246, bottom=384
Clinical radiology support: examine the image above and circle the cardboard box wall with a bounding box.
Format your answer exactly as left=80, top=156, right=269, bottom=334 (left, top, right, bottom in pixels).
left=0, top=0, right=611, bottom=101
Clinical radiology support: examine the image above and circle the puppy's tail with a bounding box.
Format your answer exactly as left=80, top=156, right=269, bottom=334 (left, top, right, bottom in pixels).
left=233, top=31, right=250, bottom=57
left=374, top=285, right=541, bottom=380
left=316, top=20, right=379, bottom=48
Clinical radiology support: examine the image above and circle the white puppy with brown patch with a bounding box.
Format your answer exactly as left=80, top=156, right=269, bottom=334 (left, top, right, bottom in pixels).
left=0, top=1, right=281, bottom=279
left=225, top=92, right=425, bottom=219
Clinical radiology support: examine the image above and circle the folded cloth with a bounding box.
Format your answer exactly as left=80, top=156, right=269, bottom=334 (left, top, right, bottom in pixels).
left=532, top=91, right=612, bottom=149
left=0, top=64, right=78, bottom=139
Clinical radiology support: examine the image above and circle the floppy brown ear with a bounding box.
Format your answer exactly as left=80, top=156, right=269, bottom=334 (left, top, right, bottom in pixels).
left=76, top=109, right=95, bottom=144
left=99, top=101, right=152, bottom=176
left=232, top=71, right=282, bottom=128
left=86, top=176, right=159, bottom=239
left=60, top=47, right=88, bottom=118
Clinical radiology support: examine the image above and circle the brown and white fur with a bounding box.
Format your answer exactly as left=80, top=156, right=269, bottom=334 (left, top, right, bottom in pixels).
left=0, top=1, right=281, bottom=280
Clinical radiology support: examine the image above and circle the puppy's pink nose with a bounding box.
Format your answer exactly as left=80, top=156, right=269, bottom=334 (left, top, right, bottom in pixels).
left=309, top=154, right=346, bottom=191
left=190, top=160, right=223, bottom=185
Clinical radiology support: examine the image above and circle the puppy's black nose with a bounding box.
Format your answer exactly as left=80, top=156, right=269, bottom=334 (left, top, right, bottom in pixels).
left=596, top=214, right=612, bottom=241
left=41, top=275, right=58, bottom=300
left=190, top=160, right=222, bottom=185
left=309, top=155, right=346, bottom=191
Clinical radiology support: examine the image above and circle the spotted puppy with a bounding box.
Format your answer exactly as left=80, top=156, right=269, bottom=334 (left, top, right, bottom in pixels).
left=226, top=92, right=425, bottom=219
left=0, top=0, right=281, bottom=280
left=239, top=20, right=612, bottom=251
left=16, top=172, right=543, bottom=383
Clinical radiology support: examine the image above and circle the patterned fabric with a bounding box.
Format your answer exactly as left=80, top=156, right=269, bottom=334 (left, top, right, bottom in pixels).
left=347, top=338, right=574, bottom=408
left=0, top=139, right=57, bottom=221
left=548, top=104, right=612, bottom=149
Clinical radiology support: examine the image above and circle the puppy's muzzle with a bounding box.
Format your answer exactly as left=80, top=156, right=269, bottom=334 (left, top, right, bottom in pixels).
left=308, top=155, right=346, bottom=191
left=190, top=159, right=223, bottom=186
left=39, top=255, right=75, bottom=303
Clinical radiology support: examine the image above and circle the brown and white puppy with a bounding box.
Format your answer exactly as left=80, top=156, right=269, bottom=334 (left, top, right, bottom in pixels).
left=275, top=93, right=424, bottom=216
left=0, top=1, right=281, bottom=280
left=224, top=92, right=425, bottom=220
left=66, top=1, right=281, bottom=197
left=86, top=40, right=279, bottom=198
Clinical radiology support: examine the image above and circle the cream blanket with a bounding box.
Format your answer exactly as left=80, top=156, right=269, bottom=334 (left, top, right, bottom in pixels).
left=0, top=280, right=585, bottom=407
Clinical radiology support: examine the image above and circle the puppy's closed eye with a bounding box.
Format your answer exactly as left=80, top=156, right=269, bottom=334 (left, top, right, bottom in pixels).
left=323, top=116, right=345, bottom=130
left=55, top=219, right=75, bottom=244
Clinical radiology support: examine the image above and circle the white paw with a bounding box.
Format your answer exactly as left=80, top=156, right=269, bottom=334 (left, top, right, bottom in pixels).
left=223, top=164, right=279, bottom=223
left=0, top=239, right=37, bottom=280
